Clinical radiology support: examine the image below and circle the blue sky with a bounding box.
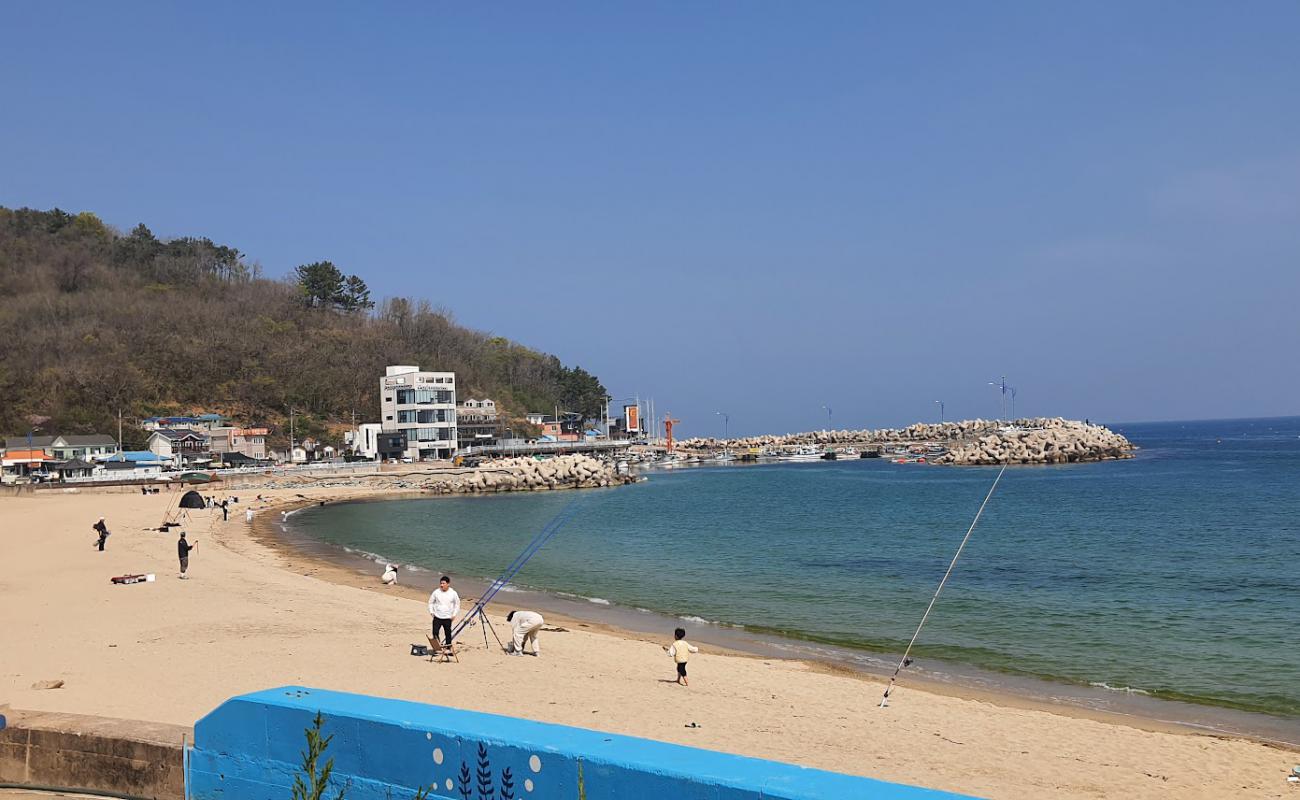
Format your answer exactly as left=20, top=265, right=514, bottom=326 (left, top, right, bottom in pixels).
left=3, top=3, right=1298, bottom=436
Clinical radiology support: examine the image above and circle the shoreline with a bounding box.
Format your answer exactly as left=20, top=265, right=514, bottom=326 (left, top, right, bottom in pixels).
left=264, top=487, right=1300, bottom=749
left=4, top=480, right=1298, bottom=799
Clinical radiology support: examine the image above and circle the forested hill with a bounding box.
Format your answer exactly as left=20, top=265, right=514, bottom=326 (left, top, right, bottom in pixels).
left=0, top=207, right=607, bottom=446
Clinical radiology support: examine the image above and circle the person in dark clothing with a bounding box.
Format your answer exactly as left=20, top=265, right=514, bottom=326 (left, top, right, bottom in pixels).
left=220, top=499, right=229, bottom=522
left=92, top=517, right=109, bottom=552
left=177, top=532, right=196, bottom=579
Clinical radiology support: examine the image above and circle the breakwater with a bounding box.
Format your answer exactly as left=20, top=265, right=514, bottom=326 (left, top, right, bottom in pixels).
left=678, top=417, right=1135, bottom=465
left=226, top=453, right=632, bottom=495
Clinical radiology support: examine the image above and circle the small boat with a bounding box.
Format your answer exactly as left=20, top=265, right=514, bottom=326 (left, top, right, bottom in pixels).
left=820, top=449, right=838, bottom=460
left=782, top=446, right=822, bottom=462
left=859, top=449, right=881, bottom=459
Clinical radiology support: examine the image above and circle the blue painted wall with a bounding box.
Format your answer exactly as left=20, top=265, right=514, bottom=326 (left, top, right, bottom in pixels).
left=188, top=686, right=979, bottom=800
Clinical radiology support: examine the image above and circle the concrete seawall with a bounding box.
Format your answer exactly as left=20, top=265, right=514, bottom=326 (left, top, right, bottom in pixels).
left=0, top=709, right=185, bottom=799
left=188, top=686, right=979, bottom=799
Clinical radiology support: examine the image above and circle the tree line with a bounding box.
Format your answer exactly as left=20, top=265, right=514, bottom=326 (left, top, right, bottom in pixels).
left=0, top=206, right=607, bottom=446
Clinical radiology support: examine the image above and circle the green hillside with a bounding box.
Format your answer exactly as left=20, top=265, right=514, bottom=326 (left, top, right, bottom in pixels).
left=0, top=207, right=606, bottom=448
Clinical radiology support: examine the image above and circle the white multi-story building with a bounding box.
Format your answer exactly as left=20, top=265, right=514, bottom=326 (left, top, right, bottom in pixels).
left=379, top=366, right=458, bottom=461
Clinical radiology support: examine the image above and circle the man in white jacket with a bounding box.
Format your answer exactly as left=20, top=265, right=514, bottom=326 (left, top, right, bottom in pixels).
left=428, top=575, right=460, bottom=648
left=505, top=610, right=544, bottom=656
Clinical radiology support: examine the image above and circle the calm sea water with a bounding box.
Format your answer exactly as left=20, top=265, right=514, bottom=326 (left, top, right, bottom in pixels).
left=289, top=417, right=1300, bottom=722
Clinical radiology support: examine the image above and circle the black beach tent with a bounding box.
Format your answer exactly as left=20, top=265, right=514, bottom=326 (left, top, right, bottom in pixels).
left=179, top=490, right=206, bottom=509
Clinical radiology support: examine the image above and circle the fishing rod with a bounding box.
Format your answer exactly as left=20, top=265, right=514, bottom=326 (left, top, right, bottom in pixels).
left=879, top=462, right=1007, bottom=708
left=450, top=496, right=584, bottom=644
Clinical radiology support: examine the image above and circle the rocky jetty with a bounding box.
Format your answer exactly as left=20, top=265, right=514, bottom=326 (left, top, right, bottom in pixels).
left=422, top=454, right=631, bottom=494
left=227, top=454, right=633, bottom=494
left=677, top=417, right=1135, bottom=466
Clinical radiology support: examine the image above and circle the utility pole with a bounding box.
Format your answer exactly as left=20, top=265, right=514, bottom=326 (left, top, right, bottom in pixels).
left=289, top=408, right=296, bottom=461
left=822, top=405, right=833, bottom=430
left=117, top=409, right=123, bottom=457
left=934, top=400, right=944, bottom=424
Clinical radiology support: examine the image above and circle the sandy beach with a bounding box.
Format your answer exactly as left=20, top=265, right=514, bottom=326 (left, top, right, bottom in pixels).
left=1, top=482, right=1296, bottom=799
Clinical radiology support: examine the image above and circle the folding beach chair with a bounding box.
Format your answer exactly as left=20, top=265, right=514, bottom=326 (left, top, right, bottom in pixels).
left=425, top=635, right=459, bottom=664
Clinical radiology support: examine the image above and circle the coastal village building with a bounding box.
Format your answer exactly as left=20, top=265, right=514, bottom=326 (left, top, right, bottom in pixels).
left=141, top=413, right=230, bottom=433
left=1, top=449, right=55, bottom=483
left=51, top=435, right=118, bottom=461
left=3, top=434, right=118, bottom=461
left=535, top=414, right=583, bottom=443
left=347, top=423, right=383, bottom=460
left=146, top=429, right=211, bottom=465
left=209, top=426, right=268, bottom=460
left=456, top=398, right=500, bottom=449
left=380, top=365, right=458, bottom=461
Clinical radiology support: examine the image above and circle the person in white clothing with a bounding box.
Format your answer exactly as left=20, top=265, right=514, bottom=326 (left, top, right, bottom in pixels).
left=428, top=575, right=460, bottom=648
left=381, top=563, right=398, bottom=585
left=505, top=610, right=544, bottom=656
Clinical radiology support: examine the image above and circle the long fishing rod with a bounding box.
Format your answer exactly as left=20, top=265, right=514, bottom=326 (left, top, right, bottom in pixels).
left=450, top=496, right=584, bottom=643
left=879, top=462, right=1007, bottom=708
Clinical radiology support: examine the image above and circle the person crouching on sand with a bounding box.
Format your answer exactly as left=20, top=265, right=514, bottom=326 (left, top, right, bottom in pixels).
left=505, top=610, right=544, bottom=656
left=381, top=563, right=398, bottom=585
left=665, top=627, right=699, bottom=686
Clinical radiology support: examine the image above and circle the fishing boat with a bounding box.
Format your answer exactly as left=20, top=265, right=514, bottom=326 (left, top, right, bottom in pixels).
left=820, top=448, right=838, bottom=460
left=782, top=446, right=822, bottom=462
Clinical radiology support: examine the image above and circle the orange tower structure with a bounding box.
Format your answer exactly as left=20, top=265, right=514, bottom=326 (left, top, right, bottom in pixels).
left=663, top=414, right=681, bottom=453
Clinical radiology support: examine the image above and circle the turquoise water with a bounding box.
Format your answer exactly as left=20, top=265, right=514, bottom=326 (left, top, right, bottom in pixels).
left=289, top=417, right=1300, bottom=721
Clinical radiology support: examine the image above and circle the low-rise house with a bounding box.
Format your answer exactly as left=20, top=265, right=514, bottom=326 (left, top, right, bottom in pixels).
left=54, top=458, right=97, bottom=481
left=146, top=429, right=211, bottom=465
left=1, top=449, right=55, bottom=483
left=3, top=434, right=118, bottom=462
left=194, top=413, right=232, bottom=431
left=209, top=427, right=268, bottom=459
left=456, top=398, right=500, bottom=449
left=141, top=416, right=199, bottom=432
left=50, top=435, right=118, bottom=461
left=3, top=435, right=56, bottom=456
left=101, top=459, right=163, bottom=479
left=346, top=423, right=383, bottom=459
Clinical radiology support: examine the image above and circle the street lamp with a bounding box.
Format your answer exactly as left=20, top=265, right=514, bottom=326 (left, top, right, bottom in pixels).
left=988, top=377, right=1008, bottom=420
left=715, top=411, right=730, bottom=453
left=822, top=405, right=833, bottom=430
left=934, top=400, right=944, bottom=424
left=1009, top=387, right=1018, bottom=420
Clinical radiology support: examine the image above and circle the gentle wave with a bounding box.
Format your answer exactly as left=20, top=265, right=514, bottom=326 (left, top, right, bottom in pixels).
left=1090, top=681, right=1152, bottom=696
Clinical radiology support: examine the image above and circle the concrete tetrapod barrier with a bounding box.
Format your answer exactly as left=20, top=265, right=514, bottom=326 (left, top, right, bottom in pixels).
left=187, top=687, right=979, bottom=799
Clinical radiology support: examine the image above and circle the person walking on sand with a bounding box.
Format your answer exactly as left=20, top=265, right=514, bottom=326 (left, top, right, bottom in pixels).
left=220, top=499, right=229, bottom=522
left=92, top=517, right=110, bottom=552
left=505, top=610, right=544, bottom=656
left=177, top=532, right=196, bottom=579
left=665, top=627, right=699, bottom=686
left=428, top=576, right=460, bottom=648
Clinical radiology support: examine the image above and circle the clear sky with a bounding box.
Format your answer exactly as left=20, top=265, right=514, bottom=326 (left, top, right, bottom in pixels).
left=3, top=3, right=1298, bottom=436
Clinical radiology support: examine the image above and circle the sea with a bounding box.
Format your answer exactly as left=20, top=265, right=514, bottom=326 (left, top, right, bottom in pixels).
left=283, top=417, right=1300, bottom=744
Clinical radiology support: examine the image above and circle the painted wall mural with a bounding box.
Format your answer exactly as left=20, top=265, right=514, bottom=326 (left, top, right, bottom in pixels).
left=186, top=686, right=978, bottom=800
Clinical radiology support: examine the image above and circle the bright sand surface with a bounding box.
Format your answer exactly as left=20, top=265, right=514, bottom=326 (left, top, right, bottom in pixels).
left=2, top=484, right=1296, bottom=799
